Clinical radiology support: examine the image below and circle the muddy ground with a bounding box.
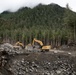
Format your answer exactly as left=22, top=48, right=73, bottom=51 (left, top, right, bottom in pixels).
left=0, top=43, right=76, bottom=75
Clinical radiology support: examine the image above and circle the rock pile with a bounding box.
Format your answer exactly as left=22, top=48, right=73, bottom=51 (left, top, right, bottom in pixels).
left=7, top=53, right=76, bottom=75
left=0, top=43, right=25, bottom=55
left=0, top=43, right=76, bottom=75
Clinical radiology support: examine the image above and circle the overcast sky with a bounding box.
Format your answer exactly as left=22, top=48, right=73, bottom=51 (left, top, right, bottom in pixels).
left=0, top=0, right=76, bottom=13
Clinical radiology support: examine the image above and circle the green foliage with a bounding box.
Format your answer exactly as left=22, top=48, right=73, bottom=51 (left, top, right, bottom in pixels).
left=0, top=3, right=76, bottom=46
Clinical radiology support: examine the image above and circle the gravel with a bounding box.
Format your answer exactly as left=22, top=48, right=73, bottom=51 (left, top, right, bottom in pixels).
left=0, top=43, right=76, bottom=75
left=4, top=53, right=76, bottom=75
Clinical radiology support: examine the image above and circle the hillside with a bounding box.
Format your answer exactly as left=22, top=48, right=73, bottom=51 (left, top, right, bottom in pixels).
left=0, top=3, right=76, bottom=46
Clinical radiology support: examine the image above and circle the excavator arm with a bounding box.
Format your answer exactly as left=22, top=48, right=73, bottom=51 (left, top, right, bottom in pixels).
left=32, top=38, right=43, bottom=47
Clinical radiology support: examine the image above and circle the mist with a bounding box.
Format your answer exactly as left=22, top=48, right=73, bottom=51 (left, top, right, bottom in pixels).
left=0, top=0, right=76, bottom=13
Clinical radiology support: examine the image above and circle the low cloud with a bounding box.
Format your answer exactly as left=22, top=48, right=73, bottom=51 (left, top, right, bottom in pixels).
left=0, top=0, right=76, bottom=13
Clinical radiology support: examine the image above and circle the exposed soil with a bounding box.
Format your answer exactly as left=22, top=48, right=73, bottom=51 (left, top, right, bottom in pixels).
left=0, top=43, right=76, bottom=75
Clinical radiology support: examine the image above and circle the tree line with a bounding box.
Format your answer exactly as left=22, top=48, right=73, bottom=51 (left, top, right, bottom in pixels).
left=0, top=3, right=76, bottom=47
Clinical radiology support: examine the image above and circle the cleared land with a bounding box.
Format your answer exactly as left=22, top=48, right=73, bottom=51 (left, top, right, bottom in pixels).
left=0, top=43, right=76, bottom=75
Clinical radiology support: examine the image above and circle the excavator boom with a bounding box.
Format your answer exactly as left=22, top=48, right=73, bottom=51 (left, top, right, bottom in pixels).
left=32, top=38, right=43, bottom=46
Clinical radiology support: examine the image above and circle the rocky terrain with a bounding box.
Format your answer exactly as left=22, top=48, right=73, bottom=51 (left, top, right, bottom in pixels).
left=0, top=43, right=76, bottom=75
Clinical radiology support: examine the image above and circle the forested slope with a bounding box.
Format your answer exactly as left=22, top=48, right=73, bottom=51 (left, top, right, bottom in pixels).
left=0, top=3, right=76, bottom=46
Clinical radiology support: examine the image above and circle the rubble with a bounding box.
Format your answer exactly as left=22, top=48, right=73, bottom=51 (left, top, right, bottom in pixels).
left=0, top=43, right=76, bottom=75
left=2, top=53, right=76, bottom=75
left=0, top=43, right=26, bottom=55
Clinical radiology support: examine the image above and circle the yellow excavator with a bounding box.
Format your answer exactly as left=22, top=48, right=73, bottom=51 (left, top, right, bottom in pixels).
left=26, top=38, right=51, bottom=52
left=13, top=41, right=24, bottom=49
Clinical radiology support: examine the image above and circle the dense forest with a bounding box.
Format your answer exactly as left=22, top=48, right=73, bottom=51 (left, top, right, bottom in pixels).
left=0, top=3, right=76, bottom=47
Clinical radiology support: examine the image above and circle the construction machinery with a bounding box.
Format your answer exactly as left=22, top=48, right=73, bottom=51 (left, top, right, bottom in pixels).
left=32, top=38, right=43, bottom=48
left=26, top=38, right=51, bottom=52
left=13, top=41, right=24, bottom=49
